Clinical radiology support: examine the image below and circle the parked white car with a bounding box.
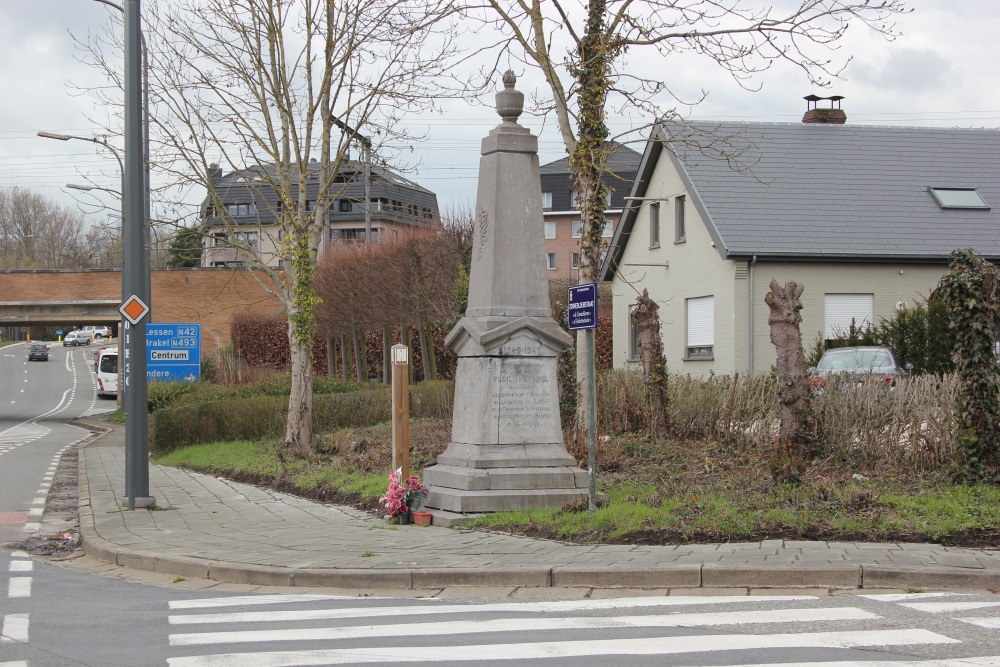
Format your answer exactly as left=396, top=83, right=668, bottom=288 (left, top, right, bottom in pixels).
left=83, top=325, right=112, bottom=339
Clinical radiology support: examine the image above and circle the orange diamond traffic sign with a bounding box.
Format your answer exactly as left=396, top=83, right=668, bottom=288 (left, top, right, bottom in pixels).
left=119, top=295, right=150, bottom=325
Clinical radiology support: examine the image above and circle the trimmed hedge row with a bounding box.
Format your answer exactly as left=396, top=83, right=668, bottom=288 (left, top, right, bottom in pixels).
left=151, top=380, right=454, bottom=453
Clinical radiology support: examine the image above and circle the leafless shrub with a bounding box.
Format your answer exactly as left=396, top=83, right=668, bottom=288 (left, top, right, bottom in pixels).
left=597, top=369, right=960, bottom=473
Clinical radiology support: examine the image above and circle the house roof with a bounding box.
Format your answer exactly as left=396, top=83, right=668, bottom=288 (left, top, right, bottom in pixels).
left=601, top=121, right=1000, bottom=280
left=539, top=142, right=642, bottom=175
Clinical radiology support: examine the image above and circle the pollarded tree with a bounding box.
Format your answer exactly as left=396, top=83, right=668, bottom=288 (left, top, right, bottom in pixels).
left=79, top=0, right=455, bottom=456
left=465, top=0, right=909, bottom=429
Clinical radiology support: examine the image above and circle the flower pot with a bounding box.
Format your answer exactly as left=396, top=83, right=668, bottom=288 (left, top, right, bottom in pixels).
left=398, top=512, right=410, bottom=525
left=411, top=510, right=432, bottom=526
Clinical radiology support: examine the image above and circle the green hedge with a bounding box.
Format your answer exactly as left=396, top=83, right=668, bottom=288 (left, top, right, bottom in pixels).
left=151, top=380, right=454, bottom=453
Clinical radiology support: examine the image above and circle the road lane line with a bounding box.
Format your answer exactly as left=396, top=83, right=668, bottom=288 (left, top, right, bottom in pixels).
left=7, top=578, right=31, bottom=598
left=0, top=614, right=29, bottom=643
left=8, top=562, right=31, bottom=573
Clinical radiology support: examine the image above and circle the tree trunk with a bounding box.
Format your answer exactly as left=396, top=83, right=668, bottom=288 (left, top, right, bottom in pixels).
left=352, top=327, right=368, bottom=382
left=632, top=289, right=669, bottom=438
left=764, top=279, right=813, bottom=472
left=401, top=322, right=413, bottom=385
left=285, top=330, right=313, bottom=458
left=340, top=333, right=351, bottom=381
left=382, top=326, right=392, bottom=384
left=570, top=0, right=612, bottom=433
left=326, top=333, right=335, bottom=377
left=418, top=319, right=432, bottom=382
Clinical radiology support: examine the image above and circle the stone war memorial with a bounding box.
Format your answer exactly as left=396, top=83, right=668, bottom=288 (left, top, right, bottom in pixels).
left=424, top=72, right=589, bottom=521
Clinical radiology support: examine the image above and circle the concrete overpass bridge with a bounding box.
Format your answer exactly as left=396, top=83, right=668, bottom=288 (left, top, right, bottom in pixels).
left=0, top=268, right=284, bottom=350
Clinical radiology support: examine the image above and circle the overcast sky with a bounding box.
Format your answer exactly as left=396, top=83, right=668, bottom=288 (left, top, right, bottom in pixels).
left=2, top=0, right=998, bottom=226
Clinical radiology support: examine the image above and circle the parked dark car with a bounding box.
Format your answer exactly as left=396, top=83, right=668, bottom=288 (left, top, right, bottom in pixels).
left=809, top=346, right=910, bottom=390
left=28, top=342, right=49, bottom=361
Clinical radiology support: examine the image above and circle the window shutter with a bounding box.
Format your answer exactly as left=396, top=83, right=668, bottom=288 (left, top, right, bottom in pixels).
left=824, top=294, right=874, bottom=339
left=687, top=296, right=714, bottom=346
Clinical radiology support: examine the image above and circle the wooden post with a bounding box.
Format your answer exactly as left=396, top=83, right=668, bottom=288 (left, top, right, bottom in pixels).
left=391, top=343, right=410, bottom=479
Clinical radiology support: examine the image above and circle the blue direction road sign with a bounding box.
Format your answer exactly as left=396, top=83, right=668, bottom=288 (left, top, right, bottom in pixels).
left=146, top=323, right=201, bottom=382
left=567, top=282, right=598, bottom=330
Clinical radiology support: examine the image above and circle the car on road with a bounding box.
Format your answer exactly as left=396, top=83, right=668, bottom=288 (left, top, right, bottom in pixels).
left=83, top=325, right=112, bottom=339
left=28, top=342, right=49, bottom=361
left=63, top=331, right=91, bottom=347
left=809, top=346, right=910, bottom=390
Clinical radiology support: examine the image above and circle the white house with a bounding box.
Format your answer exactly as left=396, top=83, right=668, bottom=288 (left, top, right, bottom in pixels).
left=599, top=102, right=1000, bottom=376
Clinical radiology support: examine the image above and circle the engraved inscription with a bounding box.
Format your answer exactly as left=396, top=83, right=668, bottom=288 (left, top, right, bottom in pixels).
left=490, top=372, right=554, bottom=431
left=477, top=209, right=489, bottom=261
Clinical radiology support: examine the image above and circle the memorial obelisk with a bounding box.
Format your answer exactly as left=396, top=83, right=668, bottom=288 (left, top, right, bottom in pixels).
left=423, top=72, right=589, bottom=519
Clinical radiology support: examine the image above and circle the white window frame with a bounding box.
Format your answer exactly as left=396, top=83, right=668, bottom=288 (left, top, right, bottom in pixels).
left=686, top=295, right=714, bottom=359
left=674, top=195, right=686, bottom=243
left=649, top=202, right=661, bottom=248
left=542, top=191, right=553, bottom=211
left=824, top=293, right=874, bottom=340
left=544, top=221, right=556, bottom=239
left=546, top=252, right=556, bottom=270
left=571, top=251, right=580, bottom=268
left=602, top=221, right=613, bottom=237
left=628, top=304, right=640, bottom=361
left=571, top=221, right=583, bottom=238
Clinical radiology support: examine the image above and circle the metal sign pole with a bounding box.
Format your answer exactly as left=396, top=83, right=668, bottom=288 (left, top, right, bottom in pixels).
left=123, top=0, right=152, bottom=511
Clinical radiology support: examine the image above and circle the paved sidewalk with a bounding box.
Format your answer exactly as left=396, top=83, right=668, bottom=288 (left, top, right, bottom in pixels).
left=78, top=423, right=1000, bottom=592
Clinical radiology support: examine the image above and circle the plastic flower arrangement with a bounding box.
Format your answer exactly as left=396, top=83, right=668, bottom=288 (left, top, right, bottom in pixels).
left=378, top=470, right=429, bottom=519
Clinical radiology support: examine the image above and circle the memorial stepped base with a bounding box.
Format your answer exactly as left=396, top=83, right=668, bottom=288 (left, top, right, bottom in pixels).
left=427, top=485, right=590, bottom=515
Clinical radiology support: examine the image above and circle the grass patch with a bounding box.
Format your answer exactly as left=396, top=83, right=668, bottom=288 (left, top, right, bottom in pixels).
left=153, top=420, right=1000, bottom=547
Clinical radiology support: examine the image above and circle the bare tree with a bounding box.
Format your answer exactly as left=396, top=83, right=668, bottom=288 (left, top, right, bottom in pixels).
left=632, top=288, right=669, bottom=438
left=464, top=0, right=909, bottom=427
left=0, top=187, right=119, bottom=270
left=78, top=0, right=455, bottom=456
left=764, top=278, right=812, bottom=480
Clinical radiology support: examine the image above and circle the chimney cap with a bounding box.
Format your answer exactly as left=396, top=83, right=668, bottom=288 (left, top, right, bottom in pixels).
left=804, top=94, right=844, bottom=109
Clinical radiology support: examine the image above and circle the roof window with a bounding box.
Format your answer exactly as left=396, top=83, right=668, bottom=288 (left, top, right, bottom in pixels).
left=929, top=187, right=989, bottom=210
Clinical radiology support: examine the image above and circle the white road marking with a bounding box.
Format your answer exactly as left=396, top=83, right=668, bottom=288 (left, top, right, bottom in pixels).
left=0, top=660, right=30, bottom=667
left=7, top=577, right=31, bottom=598
left=165, top=629, right=957, bottom=667
left=169, top=593, right=813, bottom=612
left=169, top=607, right=880, bottom=646
left=0, top=614, right=29, bottom=643
left=8, top=561, right=32, bottom=572
left=902, top=601, right=1000, bottom=613
left=862, top=592, right=964, bottom=601
left=961, top=617, right=1000, bottom=629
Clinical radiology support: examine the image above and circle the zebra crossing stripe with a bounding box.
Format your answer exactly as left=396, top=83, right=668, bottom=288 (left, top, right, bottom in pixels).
left=169, top=606, right=880, bottom=646
left=169, top=593, right=814, bottom=614
left=698, top=660, right=1000, bottom=667
left=165, top=629, right=958, bottom=667
left=901, top=601, right=1000, bottom=613
left=0, top=613, right=29, bottom=643
left=961, top=618, right=1000, bottom=629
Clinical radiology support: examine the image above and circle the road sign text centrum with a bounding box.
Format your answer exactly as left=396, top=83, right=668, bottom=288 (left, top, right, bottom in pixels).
left=146, top=323, right=201, bottom=382
left=567, top=282, right=598, bottom=330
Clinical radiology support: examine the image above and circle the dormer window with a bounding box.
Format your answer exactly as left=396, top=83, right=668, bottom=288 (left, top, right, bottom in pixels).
left=929, top=187, right=989, bottom=210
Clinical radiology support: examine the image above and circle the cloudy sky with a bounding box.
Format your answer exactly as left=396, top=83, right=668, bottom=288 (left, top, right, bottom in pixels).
left=1, top=0, right=997, bottom=225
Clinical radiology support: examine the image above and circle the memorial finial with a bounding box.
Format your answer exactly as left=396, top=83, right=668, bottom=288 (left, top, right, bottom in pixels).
left=495, top=70, right=523, bottom=124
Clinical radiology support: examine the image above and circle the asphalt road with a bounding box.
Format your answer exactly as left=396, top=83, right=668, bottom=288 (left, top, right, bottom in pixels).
left=0, top=341, right=106, bottom=545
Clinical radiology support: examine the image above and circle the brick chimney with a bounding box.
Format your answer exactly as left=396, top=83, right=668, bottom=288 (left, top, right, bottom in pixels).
left=802, top=94, right=846, bottom=124
left=208, top=163, right=223, bottom=181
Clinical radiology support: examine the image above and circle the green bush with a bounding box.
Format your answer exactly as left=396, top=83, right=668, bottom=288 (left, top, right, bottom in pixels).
left=151, top=380, right=454, bottom=452
left=147, top=381, right=199, bottom=413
